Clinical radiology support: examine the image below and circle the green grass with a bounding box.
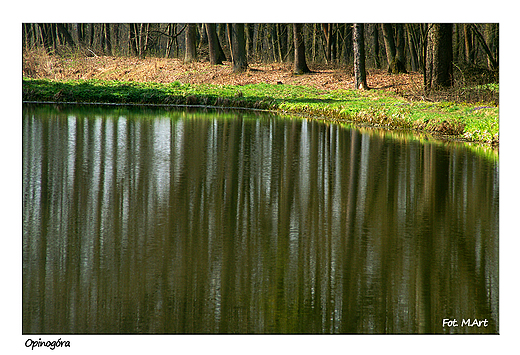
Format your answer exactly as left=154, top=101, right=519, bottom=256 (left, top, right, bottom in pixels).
left=22, top=78, right=499, bottom=146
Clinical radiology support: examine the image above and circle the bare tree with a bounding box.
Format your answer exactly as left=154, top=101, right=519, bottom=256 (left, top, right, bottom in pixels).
left=37, top=23, right=55, bottom=52
left=406, top=24, right=419, bottom=72
left=371, top=24, right=381, bottom=68
left=382, top=23, right=406, bottom=74
left=56, top=24, right=75, bottom=47
left=322, top=23, right=333, bottom=63
left=470, top=24, right=498, bottom=70
left=129, top=24, right=138, bottom=56
left=353, top=24, right=368, bottom=90
left=381, top=24, right=396, bottom=68
left=102, top=24, right=112, bottom=55
left=464, top=24, right=474, bottom=64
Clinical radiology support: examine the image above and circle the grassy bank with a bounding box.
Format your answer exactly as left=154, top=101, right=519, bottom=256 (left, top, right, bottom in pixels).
left=22, top=78, right=499, bottom=146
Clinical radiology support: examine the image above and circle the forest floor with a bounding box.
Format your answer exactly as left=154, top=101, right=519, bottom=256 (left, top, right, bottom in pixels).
left=22, top=51, right=499, bottom=147
left=23, top=52, right=423, bottom=98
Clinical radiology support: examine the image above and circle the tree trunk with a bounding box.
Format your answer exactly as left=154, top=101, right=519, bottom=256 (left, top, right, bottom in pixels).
left=138, top=24, right=145, bottom=58
left=406, top=24, right=419, bottom=71
left=245, top=23, right=254, bottom=60
left=321, top=23, right=332, bottom=63
left=104, top=24, right=112, bottom=55
left=464, top=24, right=474, bottom=64
left=226, top=23, right=234, bottom=63
left=268, top=24, right=274, bottom=61
left=75, top=23, right=85, bottom=46
left=395, top=24, right=407, bottom=70
left=88, top=24, right=94, bottom=48
left=274, top=24, right=282, bottom=62
left=216, top=25, right=227, bottom=63
left=371, top=24, right=381, bottom=68
left=255, top=23, right=263, bottom=61
left=165, top=24, right=173, bottom=58
left=343, top=24, right=353, bottom=65
left=293, top=23, right=311, bottom=74
left=425, top=23, right=453, bottom=91
left=139, top=23, right=150, bottom=58
left=486, top=23, right=499, bottom=68
left=381, top=23, right=396, bottom=66
left=56, top=24, right=75, bottom=47
left=22, top=24, right=29, bottom=50
left=453, top=24, right=460, bottom=64
left=174, top=24, right=180, bottom=58
left=206, top=23, right=222, bottom=65
left=184, top=23, right=197, bottom=63
left=382, top=23, right=406, bottom=74
left=332, top=24, right=338, bottom=62
left=312, top=23, right=317, bottom=62
left=38, top=23, right=54, bottom=52
left=471, top=23, right=498, bottom=70
left=198, top=24, right=207, bottom=48
left=232, top=24, right=248, bottom=72
left=353, top=24, right=368, bottom=90
left=277, top=24, right=288, bottom=62
left=129, top=24, right=138, bottom=56
left=488, top=23, right=499, bottom=68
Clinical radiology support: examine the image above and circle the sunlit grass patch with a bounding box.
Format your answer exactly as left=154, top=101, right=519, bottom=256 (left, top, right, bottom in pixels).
left=22, top=78, right=498, bottom=146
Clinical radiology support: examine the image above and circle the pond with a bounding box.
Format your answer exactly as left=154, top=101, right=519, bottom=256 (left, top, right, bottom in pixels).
left=22, top=104, right=499, bottom=334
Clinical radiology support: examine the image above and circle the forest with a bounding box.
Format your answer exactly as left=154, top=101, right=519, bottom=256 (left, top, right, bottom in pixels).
left=22, top=23, right=498, bottom=85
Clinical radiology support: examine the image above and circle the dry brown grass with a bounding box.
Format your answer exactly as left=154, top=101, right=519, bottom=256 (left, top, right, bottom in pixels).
left=22, top=51, right=424, bottom=95
left=23, top=51, right=498, bottom=105
left=23, top=48, right=58, bottom=79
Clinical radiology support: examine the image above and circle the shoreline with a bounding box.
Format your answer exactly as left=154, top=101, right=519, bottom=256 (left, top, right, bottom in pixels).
left=22, top=78, right=499, bottom=148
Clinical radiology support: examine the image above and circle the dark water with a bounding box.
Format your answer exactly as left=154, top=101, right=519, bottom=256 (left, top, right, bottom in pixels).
left=22, top=104, right=499, bottom=334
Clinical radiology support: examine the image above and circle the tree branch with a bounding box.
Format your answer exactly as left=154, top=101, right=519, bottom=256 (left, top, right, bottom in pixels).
left=147, top=24, right=188, bottom=40
left=469, top=24, right=498, bottom=70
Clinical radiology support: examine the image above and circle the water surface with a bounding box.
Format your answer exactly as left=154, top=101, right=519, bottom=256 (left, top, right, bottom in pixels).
left=22, top=104, right=499, bottom=334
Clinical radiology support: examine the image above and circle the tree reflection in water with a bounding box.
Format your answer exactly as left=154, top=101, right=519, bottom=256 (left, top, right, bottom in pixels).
left=23, top=105, right=498, bottom=334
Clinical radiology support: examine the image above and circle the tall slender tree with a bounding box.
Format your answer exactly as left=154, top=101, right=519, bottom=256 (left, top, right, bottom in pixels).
left=353, top=24, right=368, bottom=90
left=198, top=24, right=208, bottom=48
left=129, top=24, right=138, bottom=56
left=395, top=24, right=407, bottom=73
left=293, top=23, right=311, bottom=74
left=470, top=24, right=498, bottom=70
left=103, top=23, right=112, bottom=55
left=38, top=23, right=55, bottom=52
left=464, top=24, right=474, bottom=64
left=56, top=24, right=75, bottom=47
left=485, top=23, right=499, bottom=69
left=425, top=23, right=453, bottom=91
left=276, top=24, right=288, bottom=62
left=382, top=23, right=406, bottom=73
left=322, top=23, right=333, bottom=63
left=371, top=24, right=381, bottom=68
left=381, top=24, right=396, bottom=67
left=406, top=24, right=419, bottom=71
left=226, top=24, right=234, bottom=64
